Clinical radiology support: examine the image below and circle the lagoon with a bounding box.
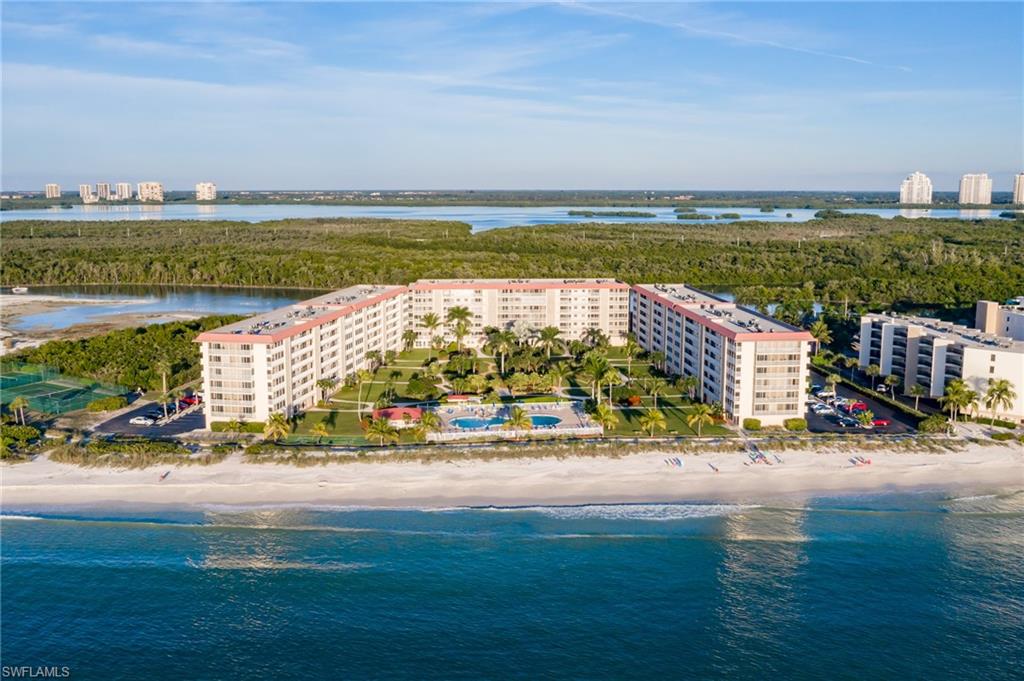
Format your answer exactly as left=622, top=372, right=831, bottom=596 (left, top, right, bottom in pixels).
left=0, top=203, right=1011, bottom=231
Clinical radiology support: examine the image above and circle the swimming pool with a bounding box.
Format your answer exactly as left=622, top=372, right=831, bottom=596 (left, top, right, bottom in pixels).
left=450, top=414, right=564, bottom=430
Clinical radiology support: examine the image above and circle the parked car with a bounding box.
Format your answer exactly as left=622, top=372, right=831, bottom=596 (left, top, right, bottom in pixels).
left=181, top=395, right=199, bottom=406
left=872, top=418, right=892, bottom=427
left=129, top=416, right=155, bottom=426
left=837, top=417, right=860, bottom=428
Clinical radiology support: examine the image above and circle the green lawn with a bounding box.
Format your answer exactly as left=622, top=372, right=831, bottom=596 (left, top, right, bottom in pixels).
left=604, top=398, right=733, bottom=437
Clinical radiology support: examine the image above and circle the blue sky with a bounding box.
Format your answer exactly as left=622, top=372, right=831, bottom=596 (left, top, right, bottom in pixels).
left=2, top=1, right=1021, bottom=191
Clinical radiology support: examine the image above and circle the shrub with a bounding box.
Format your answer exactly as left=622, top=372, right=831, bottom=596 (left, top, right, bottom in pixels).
left=86, top=395, right=129, bottom=412
left=742, top=418, right=761, bottom=431
left=967, top=416, right=1017, bottom=430
left=918, top=413, right=949, bottom=433
left=991, top=432, right=1014, bottom=442
left=2, top=424, right=41, bottom=451
left=783, top=418, right=807, bottom=431
left=626, top=395, right=643, bottom=407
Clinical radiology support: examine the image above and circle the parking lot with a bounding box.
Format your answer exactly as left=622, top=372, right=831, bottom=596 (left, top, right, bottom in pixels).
left=806, top=371, right=917, bottom=435
left=95, top=401, right=205, bottom=437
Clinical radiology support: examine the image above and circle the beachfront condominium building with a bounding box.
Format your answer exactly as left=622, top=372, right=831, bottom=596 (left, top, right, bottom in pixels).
left=859, top=313, right=1024, bottom=421
left=196, top=182, right=217, bottom=201
left=115, top=182, right=133, bottom=200
left=196, top=285, right=408, bottom=423
left=44, top=183, right=60, bottom=199
left=630, top=285, right=813, bottom=426
left=899, top=171, right=933, bottom=204
left=1014, top=173, right=1024, bottom=206
left=958, top=173, right=993, bottom=205
left=96, top=182, right=111, bottom=200
left=137, top=182, right=164, bottom=202
left=976, top=297, right=1024, bottom=341
left=408, top=278, right=630, bottom=349
left=78, top=184, right=98, bottom=204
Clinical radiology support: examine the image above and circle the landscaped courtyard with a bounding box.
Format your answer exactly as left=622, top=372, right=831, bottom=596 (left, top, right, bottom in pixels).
left=284, top=325, right=734, bottom=446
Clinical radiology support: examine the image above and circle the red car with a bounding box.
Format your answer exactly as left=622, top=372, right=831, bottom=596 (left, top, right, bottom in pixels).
left=872, top=418, right=891, bottom=427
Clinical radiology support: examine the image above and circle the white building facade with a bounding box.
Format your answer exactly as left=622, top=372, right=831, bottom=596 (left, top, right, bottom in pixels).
left=958, top=173, right=993, bottom=205
left=195, top=182, right=217, bottom=201
left=408, top=278, right=630, bottom=349
left=631, top=284, right=813, bottom=426
left=115, top=183, right=133, bottom=200
left=137, top=182, right=164, bottom=202
left=44, top=184, right=60, bottom=199
left=899, top=171, right=933, bottom=204
left=976, top=298, right=1024, bottom=341
left=96, top=183, right=111, bottom=200
left=1013, top=173, right=1024, bottom=206
left=860, top=313, right=1024, bottom=421
left=78, top=184, right=97, bottom=204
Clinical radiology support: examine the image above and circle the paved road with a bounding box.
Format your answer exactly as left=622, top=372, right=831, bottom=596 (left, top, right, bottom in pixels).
left=95, top=401, right=205, bottom=437
left=806, top=370, right=917, bottom=435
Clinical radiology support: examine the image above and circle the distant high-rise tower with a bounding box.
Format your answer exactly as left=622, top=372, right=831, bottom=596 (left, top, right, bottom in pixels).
left=96, top=182, right=111, bottom=200
left=195, top=182, right=217, bottom=201
left=137, top=182, right=164, bottom=202
left=958, top=173, right=992, bottom=205
left=44, top=183, right=61, bottom=199
left=899, top=171, right=933, bottom=204
left=115, top=182, right=133, bottom=200
left=79, top=184, right=98, bottom=204
left=1013, top=173, right=1024, bottom=206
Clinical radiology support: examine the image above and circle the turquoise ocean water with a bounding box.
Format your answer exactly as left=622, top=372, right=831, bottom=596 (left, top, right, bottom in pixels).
left=2, top=491, right=1022, bottom=680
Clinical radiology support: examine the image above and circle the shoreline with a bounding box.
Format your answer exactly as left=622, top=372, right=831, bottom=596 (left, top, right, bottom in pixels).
left=4, top=444, right=1021, bottom=510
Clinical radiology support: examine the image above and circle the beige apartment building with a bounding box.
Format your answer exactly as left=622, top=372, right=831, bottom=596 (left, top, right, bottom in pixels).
left=630, top=284, right=813, bottom=426
left=137, top=182, right=164, bottom=202
left=78, top=184, right=97, bottom=204
left=196, top=278, right=807, bottom=427
left=44, top=183, right=61, bottom=198
left=976, top=297, right=1024, bottom=341
left=408, top=278, right=630, bottom=348
left=958, top=173, right=992, bottom=205
left=626, top=282, right=811, bottom=421
left=196, top=285, right=408, bottom=423
left=96, top=182, right=111, bottom=200
left=195, top=182, right=217, bottom=201
left=115, top=182, right=133, bottom=200
left=860, top=312, right=1024, bottom=421
left=1014, top=173, right=1024, bottom=206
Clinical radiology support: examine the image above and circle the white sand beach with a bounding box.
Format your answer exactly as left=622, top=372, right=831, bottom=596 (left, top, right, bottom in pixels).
left=3, top=443, right=1021, bottom=509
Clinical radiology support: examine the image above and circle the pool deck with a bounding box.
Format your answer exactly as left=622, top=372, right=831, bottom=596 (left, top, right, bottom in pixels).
left=429, top=401, right=602, bottom=442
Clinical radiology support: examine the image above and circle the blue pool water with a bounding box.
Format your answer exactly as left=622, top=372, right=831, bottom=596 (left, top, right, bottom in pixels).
left=2, top=490, right=1022, bottom=679
left=451, top=414, right=563, bottom=429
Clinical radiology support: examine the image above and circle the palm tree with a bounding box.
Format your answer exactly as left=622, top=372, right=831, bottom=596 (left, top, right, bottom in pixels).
left=503, top=406, right=532, bottom=439
left=592, top=402, right=619, bottom=437
left=452, top=319, right=471, bottom=352
left=649, top=350, right=666, bottom=373
left=9, top=396, right=28, bottom=426
left=581, top=353, right=611, bottom=401
left=844, top=356, right=859, bottom=379
left=431, top=335, right=446, bottom=357
left=686, top=403, right=715, bottom=437
left=808, top=319, right=832, bottom=355
left=677, top=374, right=699, bottom=402
left=908, top=383, right=926, bottom=411
left=941, top=378, right=970, bottom=423
left=866, top=363, right=881, bottom=390
left=647, top=377, right=668, bottom=409
left=446, top=305, right=472, bottom=325
left=364, top=350, right=383, bottom=371
left=402, top=328, right=418, bottom=352
left=355, top=369, right=374, bottom=418
left=537, top=326, right=563, bottom=360
left=983, top=378, right=1016, bottom=425
left=365, top=417, right=399, bottom=447
left=856, top=409, right=875, bottom=427
left=316, top=377, right=338, bottom=403
left=160, top=392, right=172, bottom=420
left=638, top=408, right=667, bottom=437
left=884, top=374, right=900, bottom=394
left=623, top=338, right=640, bottom=376
left=413, top=410, right=442, bottom=442
left=825, top=373, right=840, bottom=394
left=154, top=358, right=172, bottom=400
left=225, top=418, right=242, bottom=438
left=264, top=412, right=291, bottom=442
left=421, top=313, right=441, bottom=358
left=583, top=327, right=609, bottom=348
left=486, top=329, right=517, bottom=375
left=601, top=365, right=622, bottom=403
left=311, top=421, right=330, bottom=444
left=547, top=362, right=572, bottom=391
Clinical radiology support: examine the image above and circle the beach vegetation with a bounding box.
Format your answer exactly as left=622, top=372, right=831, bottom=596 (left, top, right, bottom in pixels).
left=783, top=418, right=808, bottom=431
left=742, top=418, right=761, bottom=431
left=85, top=395, right=129, bottom=412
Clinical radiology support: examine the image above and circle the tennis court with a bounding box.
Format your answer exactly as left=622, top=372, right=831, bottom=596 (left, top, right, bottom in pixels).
left=1, top=362, right=128, bottom=414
